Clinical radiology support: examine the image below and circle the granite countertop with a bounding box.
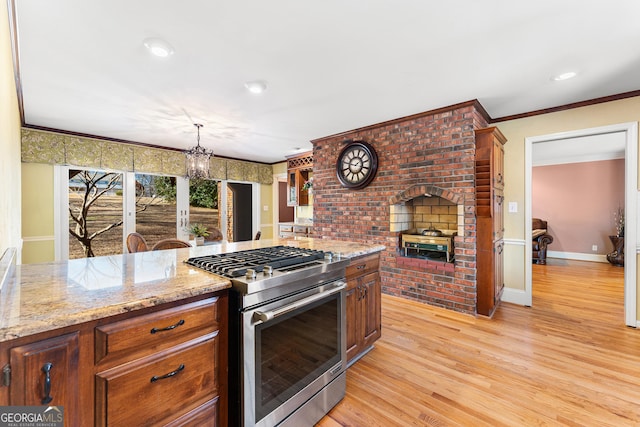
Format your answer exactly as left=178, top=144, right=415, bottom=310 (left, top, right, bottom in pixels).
left=0, top=237, right=384, bottom=342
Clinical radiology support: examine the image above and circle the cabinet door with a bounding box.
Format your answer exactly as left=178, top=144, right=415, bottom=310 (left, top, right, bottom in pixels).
left=361, top=272, right=381, bottom=347
left=287, top=170, right=297, bottom=206
left=494, top=241, right=505, bottom=301
left=493, top=137, right=505, bottom=189
left=9, top=332, right=80, bottom=426
left=345, top=281, right=360, bottom=362
left=493, top=188, right=504, bottom=240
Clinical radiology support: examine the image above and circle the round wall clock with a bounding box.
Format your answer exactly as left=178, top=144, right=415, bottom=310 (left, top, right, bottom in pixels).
left=336, top=140, right=378, bottom=189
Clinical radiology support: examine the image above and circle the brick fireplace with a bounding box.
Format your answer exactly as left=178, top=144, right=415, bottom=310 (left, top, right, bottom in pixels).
left=311, top=100, right=489, bottom=314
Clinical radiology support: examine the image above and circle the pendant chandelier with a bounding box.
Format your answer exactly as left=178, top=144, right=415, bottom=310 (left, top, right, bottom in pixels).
left=184, top=123, right=213, bottom=179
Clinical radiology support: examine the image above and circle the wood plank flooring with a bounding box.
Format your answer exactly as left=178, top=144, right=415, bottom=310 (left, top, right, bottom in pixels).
left=317, top=259, right=638, bottom=426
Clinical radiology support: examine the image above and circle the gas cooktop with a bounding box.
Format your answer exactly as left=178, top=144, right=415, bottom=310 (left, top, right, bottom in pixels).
left=185, top=245, right=329, bottom=278
left=185, top=245, right=348, bottom=306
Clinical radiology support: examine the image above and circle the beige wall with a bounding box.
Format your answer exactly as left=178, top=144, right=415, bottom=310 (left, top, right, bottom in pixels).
left=498, top=96, right=640, bottom=319
left=21, top=163, right=55, bottom=263
left=0, top=1, right=22, bottom=259
left=259, top=182, right=273, bottom=239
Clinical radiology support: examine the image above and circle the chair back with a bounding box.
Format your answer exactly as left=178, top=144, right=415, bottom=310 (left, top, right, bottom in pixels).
left=127, top=232, right=149, bottom=253
left=206, top=227, right=224, bottom=242
left=254, top=231, right=261, bottom=240
left=152, top=239, right=192, bottom=251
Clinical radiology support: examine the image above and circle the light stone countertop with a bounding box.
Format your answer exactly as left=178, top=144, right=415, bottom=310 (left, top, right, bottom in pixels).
left=0, top=237, right=384, bottom=342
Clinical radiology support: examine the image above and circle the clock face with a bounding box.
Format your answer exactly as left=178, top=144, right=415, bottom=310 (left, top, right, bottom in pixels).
left=336, top=141, right=378, bottom=189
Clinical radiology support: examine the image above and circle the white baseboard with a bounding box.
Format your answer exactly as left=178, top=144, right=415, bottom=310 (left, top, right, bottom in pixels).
left=547, top=250, right=608, bottom=263
left=501, top=287, right=530, bottom=307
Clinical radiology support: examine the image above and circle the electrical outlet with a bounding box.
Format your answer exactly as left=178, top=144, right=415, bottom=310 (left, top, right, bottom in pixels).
left=263, top=205, right=269, bottom=211
left=592, top=245, right=598, bottom=251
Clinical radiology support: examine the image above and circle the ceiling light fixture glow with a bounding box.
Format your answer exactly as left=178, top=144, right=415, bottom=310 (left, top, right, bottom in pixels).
left=143, top=38, right=175, bottom=58
left=552, top=71, right=577, bottom=81
left=244, top=80, right=268, bottom=94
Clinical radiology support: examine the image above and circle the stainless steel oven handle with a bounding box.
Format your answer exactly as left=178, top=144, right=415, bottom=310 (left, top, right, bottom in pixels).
left=253, top=281, right=346, bottom=323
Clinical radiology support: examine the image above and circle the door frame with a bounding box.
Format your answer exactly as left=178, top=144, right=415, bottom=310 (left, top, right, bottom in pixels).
left=525, top=122, right=638, bottom=327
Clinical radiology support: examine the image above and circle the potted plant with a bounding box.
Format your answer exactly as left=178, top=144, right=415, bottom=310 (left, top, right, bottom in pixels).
left=302, top=177, right=313, bottom=192
left=187, top=223, right=209, bottom=246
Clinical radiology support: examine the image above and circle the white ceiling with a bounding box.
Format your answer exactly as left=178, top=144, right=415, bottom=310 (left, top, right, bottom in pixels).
left=532, top=132, right=626, bottom=166
left=12, top=0, right=640, bottom=163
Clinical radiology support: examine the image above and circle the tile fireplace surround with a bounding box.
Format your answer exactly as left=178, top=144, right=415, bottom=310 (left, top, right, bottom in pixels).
left=311, top=100, right=490, bottom=314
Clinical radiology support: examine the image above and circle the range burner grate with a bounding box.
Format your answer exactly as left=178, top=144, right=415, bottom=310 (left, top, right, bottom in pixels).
left=185, top=245, right=327, bottom=278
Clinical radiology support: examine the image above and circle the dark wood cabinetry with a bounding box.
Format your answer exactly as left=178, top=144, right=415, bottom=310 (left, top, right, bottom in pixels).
left=475, top=127, right=507, bottom=317
left=7, top=332, right=80, bottom=425
left=345, top=253, right=381, bottom=364
left=0, top=292, right=228, bottom=427
left=95, top=296, right=226, bottom=426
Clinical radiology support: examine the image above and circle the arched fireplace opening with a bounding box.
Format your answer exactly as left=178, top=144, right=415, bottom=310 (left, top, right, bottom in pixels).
left=390, top=184, right=464, bottom=269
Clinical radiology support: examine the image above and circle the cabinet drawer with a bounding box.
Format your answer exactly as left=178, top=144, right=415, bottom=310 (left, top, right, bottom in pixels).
left=293, top=225, right=308, bottom=235
left=346, top=254, right=380, bottom=280
left=279, top=224, right=293, bottom=232
left=95, top=297, right=219, bottom=365
left=96, top=334, right=219, bottom=427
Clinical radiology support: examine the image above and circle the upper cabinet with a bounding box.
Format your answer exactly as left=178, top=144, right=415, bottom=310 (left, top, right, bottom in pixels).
left=286, top=152, right=313, bottom=207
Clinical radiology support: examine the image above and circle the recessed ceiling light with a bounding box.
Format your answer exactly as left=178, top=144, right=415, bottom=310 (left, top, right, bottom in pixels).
left=143, top=38, right=175, bottom=58
left=244, top=80, right=268, bottom=94
left=552, top=71, right=577, bottom=81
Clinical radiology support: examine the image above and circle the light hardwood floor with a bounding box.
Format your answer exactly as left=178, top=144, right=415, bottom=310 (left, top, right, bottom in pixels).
left=317, top=259, right=639, bottom=426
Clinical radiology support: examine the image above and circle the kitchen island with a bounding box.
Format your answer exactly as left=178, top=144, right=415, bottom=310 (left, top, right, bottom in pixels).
left=0, top=237, right=384, bottom=426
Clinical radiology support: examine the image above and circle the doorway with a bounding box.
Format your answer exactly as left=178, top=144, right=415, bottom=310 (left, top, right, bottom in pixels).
left=228, top=182, right=253, bottom=241
left=525, top=122, right=638, bottom=326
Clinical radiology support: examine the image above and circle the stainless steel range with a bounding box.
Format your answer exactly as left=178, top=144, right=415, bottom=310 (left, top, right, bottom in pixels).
left=186, top=245, right=349, bottom=427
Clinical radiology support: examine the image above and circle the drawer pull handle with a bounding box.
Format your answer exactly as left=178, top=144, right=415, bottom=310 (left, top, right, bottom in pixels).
left=356, top=264, right=365, bottom=270
left=150, top=319, right=185, bottom=334
left=150, top=364, right=185, bottom=383
left=41, top=362, right=53, bottom=404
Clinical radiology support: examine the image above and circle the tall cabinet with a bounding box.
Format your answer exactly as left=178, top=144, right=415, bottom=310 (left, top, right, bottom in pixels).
left=475, top=127, right=506, bottom=317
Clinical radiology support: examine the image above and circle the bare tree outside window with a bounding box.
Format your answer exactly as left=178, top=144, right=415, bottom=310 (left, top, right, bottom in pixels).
left=68, top=170, right=124, bottom=258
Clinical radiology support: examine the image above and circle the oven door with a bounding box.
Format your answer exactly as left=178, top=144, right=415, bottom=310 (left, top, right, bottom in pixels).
left=242, top=279, right=346, bottom=427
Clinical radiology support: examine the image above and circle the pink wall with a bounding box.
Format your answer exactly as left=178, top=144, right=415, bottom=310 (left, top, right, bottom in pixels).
left=532, top=159, right=624, bottom=256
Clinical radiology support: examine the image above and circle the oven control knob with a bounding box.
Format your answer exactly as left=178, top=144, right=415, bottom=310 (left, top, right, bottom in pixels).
left=263, top=265, right=273, bottom=276
left=246, top=268, right=257, bottom=279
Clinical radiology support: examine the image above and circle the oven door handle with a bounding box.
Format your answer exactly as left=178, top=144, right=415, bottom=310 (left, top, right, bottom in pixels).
left=253, top=281, right=346, bottom=324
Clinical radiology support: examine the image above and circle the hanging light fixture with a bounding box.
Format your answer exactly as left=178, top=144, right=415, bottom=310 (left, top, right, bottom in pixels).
left=184, top=123, right=213, bottom=179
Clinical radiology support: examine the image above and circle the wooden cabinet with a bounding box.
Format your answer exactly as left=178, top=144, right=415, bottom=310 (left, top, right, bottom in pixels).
left=0, top=292, right=228, bottom=427
left=95, top=296, right=226, bottom=426
left=278, top=223, right=313, bottom=238
left=475, top=127, right=507, bottom=317
left=345, top=253, right=381, bottom=364
left=7, top=332, right=80, bottom=426
left=286, top=152, right=313, bottom=207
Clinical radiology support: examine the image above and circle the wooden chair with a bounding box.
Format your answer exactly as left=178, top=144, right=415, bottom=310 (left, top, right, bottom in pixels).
left=254, top=231, right=261, bottom=240
left=152, top=239, right=192, bottom=251
left=126, top=232, right=149, bottom=253
left=205, top=227, right=224, bottom=242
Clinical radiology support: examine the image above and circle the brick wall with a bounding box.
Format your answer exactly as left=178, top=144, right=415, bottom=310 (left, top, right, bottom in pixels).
left=311, top=101, right=489, bottom=314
